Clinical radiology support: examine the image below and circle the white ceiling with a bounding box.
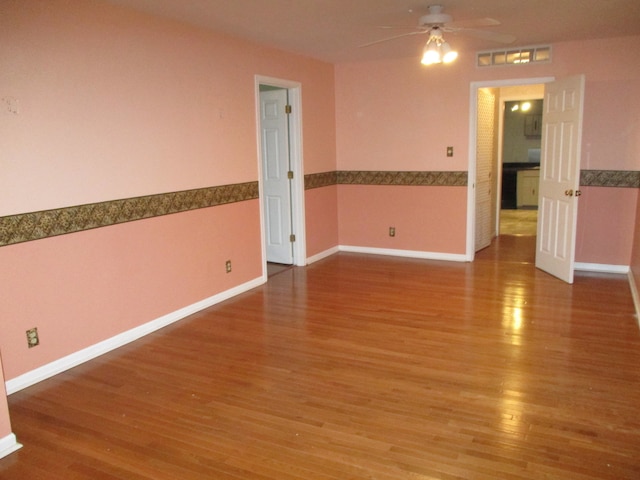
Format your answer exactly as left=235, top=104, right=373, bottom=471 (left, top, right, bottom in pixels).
left=105, top=0, right=640, bottom=63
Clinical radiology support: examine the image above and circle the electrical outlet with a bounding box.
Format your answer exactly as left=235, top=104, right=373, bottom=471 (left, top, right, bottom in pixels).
left=225, top=260, right=232, bottom=273
left=389, top=227, right=396, bottom=237
left=26, top=328, right=39, bottom=348
left=447, top=146, right=454, bottom=157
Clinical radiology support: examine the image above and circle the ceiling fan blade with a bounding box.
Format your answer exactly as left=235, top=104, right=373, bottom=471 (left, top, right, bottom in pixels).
left=446, top=17, right=500, bottom=29
left=358, top=30, right=426, bottom=48
left=453, top=28, right=516, bottom=44
left=377, top=25, right=422, bottom=30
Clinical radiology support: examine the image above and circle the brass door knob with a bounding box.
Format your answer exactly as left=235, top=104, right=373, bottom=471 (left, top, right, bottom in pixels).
left=565, top=189, right=574, bottom=197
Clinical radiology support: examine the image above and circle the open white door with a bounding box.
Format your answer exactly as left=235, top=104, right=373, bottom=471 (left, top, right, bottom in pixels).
left=535, top=75, right=585, bottom=283
left=260, top=88, right=294, bottom=265
left=475, top=88, right=496, bottom=251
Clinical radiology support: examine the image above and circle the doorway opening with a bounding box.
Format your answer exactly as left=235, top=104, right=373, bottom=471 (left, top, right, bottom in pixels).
left=255, top=76, right=306, bottom=280
left=499, top=96, right=544, bottom=236
left=467, top=77, right=553, bottom=260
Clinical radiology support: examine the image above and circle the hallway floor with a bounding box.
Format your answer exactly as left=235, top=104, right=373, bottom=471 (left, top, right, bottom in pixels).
left=500, top=209, right=538, bottom=236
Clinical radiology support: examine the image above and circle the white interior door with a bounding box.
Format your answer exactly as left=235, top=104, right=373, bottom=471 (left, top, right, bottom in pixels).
left=535, top=75, right=585, bottom=283
left=475, top=88, right=496, bottom=251
left=260, top=89, right=293, bottom=265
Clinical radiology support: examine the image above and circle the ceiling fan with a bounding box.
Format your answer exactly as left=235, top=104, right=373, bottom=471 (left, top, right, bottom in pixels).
left=360, top=4, right=516, bottom=49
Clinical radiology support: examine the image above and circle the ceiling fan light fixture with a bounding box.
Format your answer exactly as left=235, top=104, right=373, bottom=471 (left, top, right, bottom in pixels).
left=420, top=28, right=457, bottom=66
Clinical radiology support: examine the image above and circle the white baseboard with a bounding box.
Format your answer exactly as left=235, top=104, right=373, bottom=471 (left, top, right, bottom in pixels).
left=339, top=245, right=468, bottom=263
left=574, top=262, right=630, bottom=274
left=628, top=270, right=640, bottom=327
left=0, top=433, right=22, bottom=459
left=311, top=247, right=631, bottom=272
left=5, top=276, right=265, bottom=395
left=306, top=246, right=339, bottom=265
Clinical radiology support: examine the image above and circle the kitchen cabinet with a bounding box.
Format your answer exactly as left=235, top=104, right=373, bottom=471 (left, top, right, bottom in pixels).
left=524, top=114, right=542, bottom=137
left=517, top=169, right=540, bottom=208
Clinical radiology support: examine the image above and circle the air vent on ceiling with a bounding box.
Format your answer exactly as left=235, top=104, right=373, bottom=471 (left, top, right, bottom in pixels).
left=477, top=45, right=551, bottom=67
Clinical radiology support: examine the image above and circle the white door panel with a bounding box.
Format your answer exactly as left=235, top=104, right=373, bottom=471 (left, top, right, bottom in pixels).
left=260, top=89, right=293, bottom=265
left=266, top=196, right=284, bottom=244
left=535, top=75, right=585, bottom=283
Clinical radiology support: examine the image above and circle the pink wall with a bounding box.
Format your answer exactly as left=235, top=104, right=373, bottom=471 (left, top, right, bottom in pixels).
left=305, top=186, right=339, bottom=258
left=335, top=35, right=640, bottom=263
left=575, top=187, right=638, bottom=265
left=1, top=0, right=337, bottom=391
left=334, top=56, right=472, bottom=255
left=335, top=58, right=471, bottom=172
left=1, top=0, right=337, bottom=215
left=338, top=185, right=467, bottom=254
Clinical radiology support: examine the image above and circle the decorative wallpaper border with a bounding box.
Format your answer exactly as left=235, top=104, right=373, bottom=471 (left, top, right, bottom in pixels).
left=0, top=182, right=258, bottom=247
left=305, top=170, right=639, bottom=188
left=338, top=170, right=468, bottom=186
left=304, top=171, right=338, bottom=190
left=305, top=170, right=467, bottom=188
left=2, top=170, right=637, bottom=247
left=580, top=170, right=640, bottom=188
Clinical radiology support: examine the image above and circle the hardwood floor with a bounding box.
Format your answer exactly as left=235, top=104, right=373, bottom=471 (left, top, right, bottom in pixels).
left=2, top=237, right=640, bottom=479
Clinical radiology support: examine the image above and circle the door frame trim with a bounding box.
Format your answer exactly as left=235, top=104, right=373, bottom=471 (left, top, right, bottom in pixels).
left=466, top=76, right=555, bottom=261
left=255, top=75, right=307, bottom=276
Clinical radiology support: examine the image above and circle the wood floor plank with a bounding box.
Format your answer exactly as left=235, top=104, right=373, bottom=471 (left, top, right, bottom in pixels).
left=2, top=235, right=639, bottom=479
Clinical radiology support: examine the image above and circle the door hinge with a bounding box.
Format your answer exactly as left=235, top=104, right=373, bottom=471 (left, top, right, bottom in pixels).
left=287, top=170, right=294, bottom=180
left=289, top=234, right=296, bottom=243
left=285, top=104, right=292, bottom=114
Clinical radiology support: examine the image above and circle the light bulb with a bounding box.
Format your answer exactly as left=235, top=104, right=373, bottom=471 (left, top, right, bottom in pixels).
left=421, top=42, right=441, bottom=65
left=421, top=50, right=441, bottom=65
left=441, top=42, right=458, bottom=63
